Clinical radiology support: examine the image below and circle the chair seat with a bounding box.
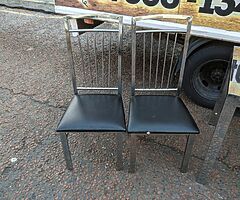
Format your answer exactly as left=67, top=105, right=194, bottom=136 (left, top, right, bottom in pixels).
left=56, top=94, right=126, bottom=132
left=127, top=95, right=199, bottom=134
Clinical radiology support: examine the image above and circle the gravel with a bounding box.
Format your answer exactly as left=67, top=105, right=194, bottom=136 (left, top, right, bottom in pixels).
left=0, top=6, right=239, bottom=199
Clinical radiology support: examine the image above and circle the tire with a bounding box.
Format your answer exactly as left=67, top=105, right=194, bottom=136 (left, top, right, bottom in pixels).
left=183, top=43, right=233, bottom=108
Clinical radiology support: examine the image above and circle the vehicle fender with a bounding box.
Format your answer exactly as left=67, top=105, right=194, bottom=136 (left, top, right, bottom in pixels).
left=175, top=37, right=211, bottom=73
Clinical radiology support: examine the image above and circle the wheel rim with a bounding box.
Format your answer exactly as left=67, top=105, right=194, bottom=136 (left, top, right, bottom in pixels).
left=192, top=59, right=228, bottom=101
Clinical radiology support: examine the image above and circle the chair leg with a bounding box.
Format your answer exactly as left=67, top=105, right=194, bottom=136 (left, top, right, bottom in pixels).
left=180, top=134, right=195, bottom=173
left=196, top=96, right=236, bottom=185
left=116, top=133, right=124, bottom=171
left=208, top=66, right=230, bottom=126
left=128, top=134, right=137, bottom=173
left=60, top=133, right=73, bottom=170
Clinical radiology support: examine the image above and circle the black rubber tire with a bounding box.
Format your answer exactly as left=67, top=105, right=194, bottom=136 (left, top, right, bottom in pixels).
left=183, top=43, right=233, bottom=108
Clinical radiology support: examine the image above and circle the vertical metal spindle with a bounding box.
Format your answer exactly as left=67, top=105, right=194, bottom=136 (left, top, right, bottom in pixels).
left=177, top=18, right=192, bottom=95
left=65, top=18, right=77, bottom=94
left=118, top=17, right=123, bottom=95
left=149, top=33, right=153, bottom=88
left=108, top=32, right=112, bottom=87
left=78, top=36, right=86, bottom=85
left=102, top=32, right=105, bottom=86
left=131, top=18, right=136, bottom=96
left=142, top=33, right=146, bottom=88
left=161, top=33, right=169, bottom=88
left=167, top=33, right=178, bottom=88
left=155, top=32, right=161, bottom=88
left=86, top=33, right=93, bottom=86
left=94, top=33, right=98, bottom=85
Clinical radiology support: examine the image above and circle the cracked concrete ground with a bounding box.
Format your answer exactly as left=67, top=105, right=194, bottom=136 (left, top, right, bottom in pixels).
left=0, top=6, right=239, bottom=199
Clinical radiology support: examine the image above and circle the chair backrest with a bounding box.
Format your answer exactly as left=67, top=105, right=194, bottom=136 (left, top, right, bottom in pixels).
left=130, top=14, right=192, bottom=96
left=64, top=14, right=123, bottom=95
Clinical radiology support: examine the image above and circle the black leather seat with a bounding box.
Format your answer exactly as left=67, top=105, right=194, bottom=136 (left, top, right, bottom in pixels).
left=57, top=94, right=126, bottom=132
left=128, top=95, right=199, bottom=134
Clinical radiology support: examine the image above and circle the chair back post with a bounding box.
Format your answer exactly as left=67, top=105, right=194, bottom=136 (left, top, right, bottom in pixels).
left=118, top=16, right=123, bottom=95
left=177, top=17, right=192, bottom=96
left=64, top=17, right=78, bottom=95
left=131, top=17, right=137, bottom=96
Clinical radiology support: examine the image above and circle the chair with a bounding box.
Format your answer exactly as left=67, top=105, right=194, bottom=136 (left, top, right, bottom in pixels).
left=196, top=46, right=240, bottom=184
left=56, top=14, right=126, bottom=170
left=127, top=14, right=199, bottom=173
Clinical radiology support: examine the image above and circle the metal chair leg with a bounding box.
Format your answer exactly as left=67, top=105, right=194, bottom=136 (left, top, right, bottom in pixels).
left=208, top=65, right=230, bottom=126
left=116, top=133, right=124, bottom=171
left=60, top=133, right=73, bottom=170
left=196, top=96, right=236, bottom=185
left=128, top=134, right=137, bottom=173
left=180, top=134, right=195, bottom=173
left=208, top=95, right=227, bottom=126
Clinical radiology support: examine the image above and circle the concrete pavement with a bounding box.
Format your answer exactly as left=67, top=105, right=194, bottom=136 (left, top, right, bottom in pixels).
left=0, top=6, right=239, bottom=199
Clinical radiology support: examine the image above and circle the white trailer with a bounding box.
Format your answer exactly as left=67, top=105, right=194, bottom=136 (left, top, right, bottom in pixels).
left=2, top=0, right=240, bottom=108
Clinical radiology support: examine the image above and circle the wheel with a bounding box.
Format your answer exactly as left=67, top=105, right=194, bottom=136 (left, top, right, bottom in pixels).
left=183, top=43, right=233, bottom=108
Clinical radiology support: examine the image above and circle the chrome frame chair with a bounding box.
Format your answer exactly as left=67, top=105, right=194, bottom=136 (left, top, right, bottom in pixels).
left=128, top=14, right=199, bottom=173
left=197, top=46, right=240, bottom=184
left=56, top=14, right=126, bottom=170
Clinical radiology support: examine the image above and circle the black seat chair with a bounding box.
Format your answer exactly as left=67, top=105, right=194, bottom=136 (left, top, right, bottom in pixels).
left=128, top=14, right=199, bottom=173
left=57, top=14, right=126, bottom=170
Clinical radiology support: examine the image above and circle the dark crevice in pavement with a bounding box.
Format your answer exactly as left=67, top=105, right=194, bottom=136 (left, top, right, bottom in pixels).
left=218, top=149, right=238, bottom=171
left=19, top=136, right=27, bottom=150
left=1, top=85, right=238, bottom=172
left=1, top=166, right=12, bottom=176
left=140, top=136, right=237, bottom=172
left=139, top=136, right=203, bottom=160
left=0, top=87, right=66, bottom=111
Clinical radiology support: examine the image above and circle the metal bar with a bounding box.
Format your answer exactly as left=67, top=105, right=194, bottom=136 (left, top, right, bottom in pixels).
left=90, top=18, right=118, bottom=23
left=118, top=17, right=123, bottom=95
left=69, top=29, right=119, bottom=33
left=94, top=33, right=98, bottom=85
left=77, top=87, right=118, bottom=90
left=136, top=30, right=185, bottom=34
left=129, top=134, right=137, bottom=173
left=196, top=96, right=237, bottom=184
left=67, top=13, right=192, bottom=23
left=60, top=133, right=73, bottom=170
left=149, top=33, right=153, bottom=88
left=135, top=88, right=177, bottom=92
left=167, top=33, right=178, bottom=88
left=116, top=133, right=124, bottom=171
left=155, top=32, right=161, bottom=88
left=161, top=33, right=169, bottom=88
left=177, top=19, right=192, bottom=95
left=131, top=18, right=137, bottom=96
left=64, top=19, right=78, bottom=94
left=78, top=35, right=87, bottom=86
left=208, top=64, right=231, bottom=126
left=102, top=32, right=105, bottom=86
left=180, top=134, right=195, bottom=173
left=86, top=33, right=93, bottom=86
left=66, top=14, right=120, bottom=23
left=108, top=32, right=112, bottom=87
left=133, top=14, right=192, bottom=21
left=125, top=132, right=197, bottom=136
left=142, top=33, right=146, bottom=88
